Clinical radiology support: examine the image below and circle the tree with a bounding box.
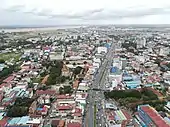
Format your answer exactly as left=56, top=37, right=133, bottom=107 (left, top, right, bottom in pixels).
left=0, top=59, right=5, bottom=63
left=66, top=61, right=70, bottom=64
left=7, top=97, right=34, bottom=117
left=83, top=61, right=87, bottom=64
left=46, top=61, right=63, bottom=85
left=46, top=76, right=56, bottom=85
left=73, top=66, right=83, bottom=75
left=72, top=62, right=76, bottom=66
left=59, top=86, right=73, bottom=94
left=7, top=106, right=28, bottom=117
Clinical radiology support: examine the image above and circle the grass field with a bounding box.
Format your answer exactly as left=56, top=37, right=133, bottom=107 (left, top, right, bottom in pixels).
left=0, top=52, right=21, bottom=62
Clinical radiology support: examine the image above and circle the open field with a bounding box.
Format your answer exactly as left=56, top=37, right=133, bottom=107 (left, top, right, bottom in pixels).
left=0, top=52, right=21, bottom=62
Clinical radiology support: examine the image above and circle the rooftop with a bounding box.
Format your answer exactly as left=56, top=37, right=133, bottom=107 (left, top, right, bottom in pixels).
left=140, top=105, right=170, bottom=127
left=67, top=122, right=81, bottom=127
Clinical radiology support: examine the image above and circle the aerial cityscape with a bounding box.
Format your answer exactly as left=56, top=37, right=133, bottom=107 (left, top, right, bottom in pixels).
left=1, top=25, right=170, bottom=127
left=2, top=0, right=170, bottom=127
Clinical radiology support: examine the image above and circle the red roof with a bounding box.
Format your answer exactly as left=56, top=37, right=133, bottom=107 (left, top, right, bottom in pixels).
left=121, top=110, right=132, bottom=120
left=21, top=65, right=30, bottom=70
left=0, top=94, right=3, bottom=102
left=57, top=105, right=73, bottom=110
left=0, top=118, right=8, bottom=127
left=51, top=120, right=60, bottom=126
left=57, top=95, right=74, bottom=99
left=36, top=90, right=56, bottom=96
left=109, top=115, right=114, bottom=120
left=75, top=108, right=82, bottom=113
left=0, top=83, right=6, bottom=88
left=67, top=122, right=81, bottom=127
left=141, top=105, right=170, bottom=127
left=3, top=75, right=14, bottom=83
left=72, top=113, right=82, bottom=116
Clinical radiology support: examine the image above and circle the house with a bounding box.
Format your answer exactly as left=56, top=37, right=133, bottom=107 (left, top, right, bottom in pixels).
left=38, top=95, right=50, bottom=104
left=36, top=90, right=56, bottom=96
left=97, top=47, right=107, bottom=54
left=67, top=122, right=81, bottom=127
left=51, top=120, right=65, bottom=127
left=27, top=88, right=33, bottom=98
left=7, top=116, right=30, bottom=126
left=137, top=105, right=169, bottom=127
left=29, top=101, right=37, bottom=115
left=27, top=115, right=42, bottom=126
left=0, top=118, right=8, bottom=127
left=3, top=75, right=15, bottom=83
left=0, top=83, right=11, bottom=92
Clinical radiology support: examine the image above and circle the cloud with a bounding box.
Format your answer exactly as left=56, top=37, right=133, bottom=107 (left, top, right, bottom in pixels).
left=5, top=4, right=170, bottom=21
left=1, top=0, right=170, bottom=25
left=4, top=5, right=25, bottom=12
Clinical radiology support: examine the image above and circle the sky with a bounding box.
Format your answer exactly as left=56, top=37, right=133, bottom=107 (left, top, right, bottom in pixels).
left=1, top=0, right=170, bottom=26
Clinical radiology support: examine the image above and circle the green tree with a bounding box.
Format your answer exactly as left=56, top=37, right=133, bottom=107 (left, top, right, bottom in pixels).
left=59, top=86, right=72, bottom=94
left=73, top=66, right=83, bottom=75
left=0, top=59, right=5, bottom=63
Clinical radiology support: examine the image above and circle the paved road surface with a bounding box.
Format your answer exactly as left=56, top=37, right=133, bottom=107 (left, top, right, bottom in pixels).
left=85, top=40, right=117, bottom=127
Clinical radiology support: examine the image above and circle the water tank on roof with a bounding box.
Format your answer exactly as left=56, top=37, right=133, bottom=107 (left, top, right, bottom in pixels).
left=104, top=43, right=110, bottom=49
left=110, top=67, right=117, bottom=73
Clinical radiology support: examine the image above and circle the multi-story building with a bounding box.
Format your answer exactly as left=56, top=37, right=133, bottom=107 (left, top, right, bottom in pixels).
left=137, top=105, right=170, bottom=127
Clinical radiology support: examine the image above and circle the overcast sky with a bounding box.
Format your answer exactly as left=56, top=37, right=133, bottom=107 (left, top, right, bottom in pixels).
left=1, top=0, right=170, bottom=26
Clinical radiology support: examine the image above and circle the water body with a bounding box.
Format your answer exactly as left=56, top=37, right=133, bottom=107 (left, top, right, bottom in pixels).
left=0, top=25, right=86, bottom=32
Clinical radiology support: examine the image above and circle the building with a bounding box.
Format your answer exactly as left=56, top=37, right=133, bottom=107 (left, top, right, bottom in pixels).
left=137, top=105, right=170, bottom=127
left=109, top=67, right=122, bottom=83
left=97, top=47, right=107, bottom=54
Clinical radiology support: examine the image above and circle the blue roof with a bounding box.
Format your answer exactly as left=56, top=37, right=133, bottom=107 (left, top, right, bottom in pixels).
left=104, top=43, right=110, bottom=49
left=8, top=117, right=21, bottom=125
left=125, top=81, right=141, bottom=89
left=110, top=67, right=118, bottom=73
left=8, top=116, right=30, bottom=125
left=145, top=84, right=153, bottom=87
left=123, top=76, right=133, bottom=81
left=37, top=108, right=43, bottom=111
left=0, top=112, right=5, bottom=120
left=0, top=63, right=5, bottom=67
left=17, top=116, right=29, bottom=125
left=127, top=85, right=138, bottom=89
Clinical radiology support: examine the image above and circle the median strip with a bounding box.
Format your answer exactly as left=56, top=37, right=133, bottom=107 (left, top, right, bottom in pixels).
left=94, top=102, right=97, bottom=127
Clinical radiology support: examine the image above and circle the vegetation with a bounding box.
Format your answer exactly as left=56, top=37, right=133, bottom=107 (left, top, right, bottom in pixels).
left=121, top=42, right=137, bottom=52
left=0, top=52, right=21, bottom=62
left=141, top=88, right=158, bottom=100
left=32, top=76, right=44, bottom=83
left=46, top=61, right=63, bottom=85
left=7, top=97, right=34, bottom=117
left=59, top=86, right=73, bottom=94
left=0, top=59, right=5, bottom=63
left=104, top=89, right=142, bottom=99
left=73, top=66, right=83, bottom=75
left=104, top=88, right=159, bottom=110
left=0, top=64, right=20, bottom=78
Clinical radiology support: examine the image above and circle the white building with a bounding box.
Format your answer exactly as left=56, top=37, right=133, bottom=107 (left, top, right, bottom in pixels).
left=49, top=52, right=64, bottom=61
left=97, top=47, right=107, bottom=54
left=159, top=47, right=170, bottom=56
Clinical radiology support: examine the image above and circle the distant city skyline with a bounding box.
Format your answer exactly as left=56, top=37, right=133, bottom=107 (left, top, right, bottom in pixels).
left=1, top=0, right=170, bottom=26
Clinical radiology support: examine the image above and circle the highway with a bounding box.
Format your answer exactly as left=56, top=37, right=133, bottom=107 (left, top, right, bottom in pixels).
left=85, top=39, right=116, bottom=127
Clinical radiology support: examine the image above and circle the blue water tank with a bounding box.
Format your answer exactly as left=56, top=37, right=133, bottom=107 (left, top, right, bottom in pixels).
left=110, top=67, right=117, bottom=73
left=104, top=43, right=110, bottom=49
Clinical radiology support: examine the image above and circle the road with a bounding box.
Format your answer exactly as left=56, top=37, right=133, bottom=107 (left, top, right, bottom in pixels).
left=85, top=39, right=116, bottom=127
